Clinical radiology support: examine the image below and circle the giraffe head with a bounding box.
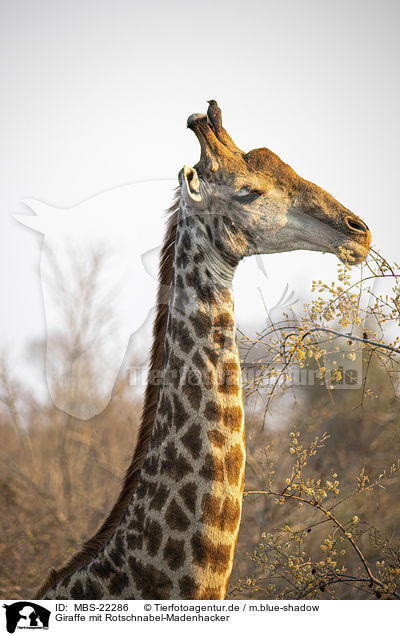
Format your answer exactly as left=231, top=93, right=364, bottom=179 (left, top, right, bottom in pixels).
left=182, top=100, right=371, bottom=266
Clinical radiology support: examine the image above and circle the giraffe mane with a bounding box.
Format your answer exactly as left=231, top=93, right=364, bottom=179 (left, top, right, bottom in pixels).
left=35, top=190, right=180, bottom=599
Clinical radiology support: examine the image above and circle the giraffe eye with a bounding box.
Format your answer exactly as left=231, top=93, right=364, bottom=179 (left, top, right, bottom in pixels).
left=233, top=188, right=262, bottom=204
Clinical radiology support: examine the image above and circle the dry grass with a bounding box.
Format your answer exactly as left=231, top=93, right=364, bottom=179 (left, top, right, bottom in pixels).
left=0, top=378, right=140, bottom=599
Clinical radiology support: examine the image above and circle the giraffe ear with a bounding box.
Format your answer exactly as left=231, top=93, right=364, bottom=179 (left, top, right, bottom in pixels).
left=181, top=165, right=203, bottom=206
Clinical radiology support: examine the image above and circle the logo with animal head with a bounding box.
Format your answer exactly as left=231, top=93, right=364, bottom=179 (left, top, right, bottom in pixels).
left=3, top=602, right=50, bottom=633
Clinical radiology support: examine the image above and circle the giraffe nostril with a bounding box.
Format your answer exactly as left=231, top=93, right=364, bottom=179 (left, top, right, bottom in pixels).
left=345, top=216, right=369, bottom=234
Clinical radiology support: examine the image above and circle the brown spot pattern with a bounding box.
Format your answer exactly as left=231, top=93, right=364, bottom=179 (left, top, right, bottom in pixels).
left=225, top=444, right=245, bottom=485
left=207, top=429, right=225, bottom=447
left=108, top=571, right=129, bottom=596
left=128, top=503, right=145, bottom=533
left=109, top=530, right=125, bottom=567
left=213, top=331, right=233, bottom=348
left=149, top=483, right=169, bottom=511
left=180, top=423, right=202, bottom=459
left=159, top=393, right=172, bottom=420
left=169, top=352, right=184, bottom=388
left=165, top=498, right=191, bottom=531
left=70, top=580, right=84, bottom=599
left=183, top=382, right=202, bottom=410
left=199, top=452, right=224, bottom=482
left=201, top=493, right=241, bottom=532
left=204, top=346, right=219, bottom=366
left=222, top=405, right=243, bottom=431
left=191, top=532, right=231, bottom=573
left=179, top=482, right=197, bottom=514
left=163, top=537, right=186, bottom=571
left=218, top=361, right=240, bottom=395
left=161, top=442, right=194, bottom=480
left=141, top=454, right=158, bottom=476
left=90, top=559, right=116, bottom=581
left=179, top=575, right=199, bottom=599
left=84, top=578, right=103, bottom=599
left=143, top=519, right=162, bottom=556
left=177, top=323, right=195, bottom=354
left=172, top=393, right=188, bottom=430
left=191, top=349, right=204, bottom=371
left=127, top=532, right=142, bottom=550
left=135, top=478, right=149, bottom=499
left=129, top=556, right=173, bottom=599
left=214, top=313, right=234, bottom=329
left=204, top=400, right=222, bottom=422
left=190, top=310, right=212, bottom=337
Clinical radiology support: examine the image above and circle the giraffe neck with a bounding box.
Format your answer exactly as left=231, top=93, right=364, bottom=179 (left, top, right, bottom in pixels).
left=45, top=200, right=245, bottom=600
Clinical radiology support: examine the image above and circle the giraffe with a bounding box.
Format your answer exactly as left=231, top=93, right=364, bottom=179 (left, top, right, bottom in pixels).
left=36, top=100, right=371, bottom=600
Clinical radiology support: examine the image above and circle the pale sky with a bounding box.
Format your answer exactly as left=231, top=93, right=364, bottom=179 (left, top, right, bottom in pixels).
left=0, top=0, right=399, bottom=401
